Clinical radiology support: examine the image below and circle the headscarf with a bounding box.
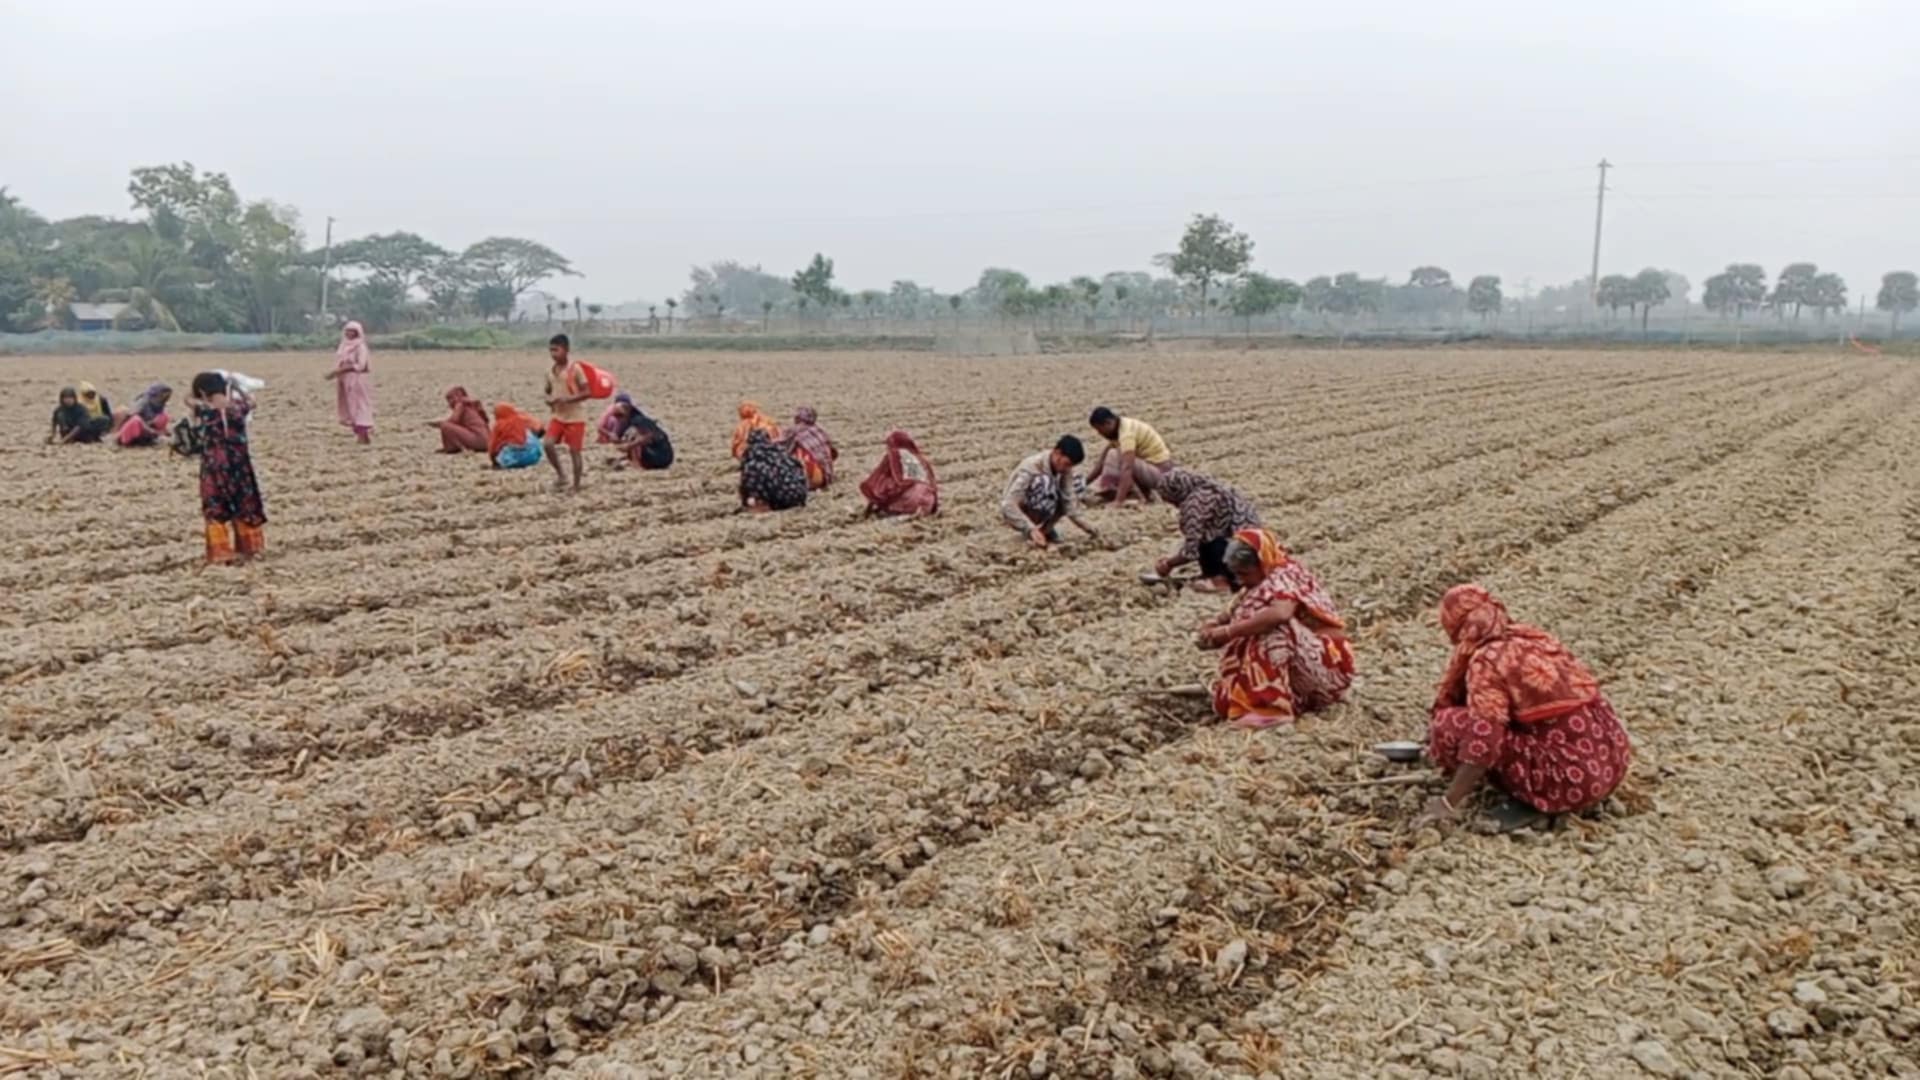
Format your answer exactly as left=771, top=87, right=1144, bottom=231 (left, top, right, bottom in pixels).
left=1434, top=584, right=1596, bottom=719
left=335, top=322, right=370, bottom=373
left=446, top=386, right=489, bottom=430
left=783, top=406, right=836, bottom=485
left=489, top=402, right=534, bottom=457
left=731, top=401, right=780, bottom=460
left=1231, top=528, right=1344, bottom=629
left=132, top=383, right=172, bottom=422
left=53, top=388, right=88, bottom=432
left=76, top=382, right=108, bottom=419
left=861, top=429, right=937, bottom=508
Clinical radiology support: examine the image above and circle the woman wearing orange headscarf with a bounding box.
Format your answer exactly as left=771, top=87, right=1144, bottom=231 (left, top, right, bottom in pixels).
left=730, top=402, right=781, bottom=461
left=432, top=386, right=491, bottom=453
left=1416, top=585, right=1630, bottom=827
left=1199, top=528, right=1354, bottom=729
left=488, top=402, right=544, bottom=469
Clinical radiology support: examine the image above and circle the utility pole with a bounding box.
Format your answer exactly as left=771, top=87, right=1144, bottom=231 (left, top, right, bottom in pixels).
left=318, top=216, right=335, bottom=322
left=1587, top=159, right=1611, bottom=309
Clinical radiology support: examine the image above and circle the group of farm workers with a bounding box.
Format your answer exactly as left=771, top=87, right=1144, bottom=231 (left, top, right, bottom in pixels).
left=43, top=326, right=1631, bottom=831
left=998, top=405, right=1631, bottom=831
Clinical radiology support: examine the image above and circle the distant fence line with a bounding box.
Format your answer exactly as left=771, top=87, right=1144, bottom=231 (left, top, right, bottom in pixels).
left=0, top=315, right=1908, bottom=356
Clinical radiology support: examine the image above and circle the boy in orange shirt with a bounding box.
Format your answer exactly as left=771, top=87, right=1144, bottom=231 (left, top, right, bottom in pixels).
left=544, top=334, right=590, bottom=491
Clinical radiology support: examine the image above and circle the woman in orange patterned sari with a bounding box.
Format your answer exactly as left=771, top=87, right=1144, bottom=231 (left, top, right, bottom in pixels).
left=1200, top=528, right=1354, bottom=729
left=1416, top=584, right=1631, bottom=827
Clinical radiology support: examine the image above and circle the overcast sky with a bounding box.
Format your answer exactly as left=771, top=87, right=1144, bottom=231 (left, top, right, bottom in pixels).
left=6, top=0, right=1915, bottom=304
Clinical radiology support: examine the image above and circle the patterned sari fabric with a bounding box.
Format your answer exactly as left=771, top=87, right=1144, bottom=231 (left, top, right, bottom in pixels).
left=1211, top=529, right=1354, bottom=726
left=1426, top=584, right=1631, bottom=812
left=784, top=407, right=837, bottom=490
left=739, top=429, right=808, bottom=510
left=1159, top=468, right=1262, bottom=567
left=860, top=430, right=939, bottom=516
left=197, top=396, right=266, bottom=563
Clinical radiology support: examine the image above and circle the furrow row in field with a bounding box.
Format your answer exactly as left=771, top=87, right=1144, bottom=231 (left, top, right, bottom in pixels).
left=0, top=362, right=1831, bottom=856
left=0, top=358, right=1807, bottom=699
left=0, top=356, right=1719, bottom=600
left=556, top=361, right=1920, bottom=1078
left=5, top=361, right=1897, bottom=1060
left=18, top=358, right=1900, bottom=1076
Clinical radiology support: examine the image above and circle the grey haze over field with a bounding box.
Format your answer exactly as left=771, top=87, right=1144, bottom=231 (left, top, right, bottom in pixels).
left=5, top=0, right=1914, bottom=304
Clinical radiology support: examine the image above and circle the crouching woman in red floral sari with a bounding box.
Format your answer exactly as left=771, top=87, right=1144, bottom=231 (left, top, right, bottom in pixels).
left=1200, top=529, right=1355, bottom=729
left=1416, top=584, right=1631, bottom=828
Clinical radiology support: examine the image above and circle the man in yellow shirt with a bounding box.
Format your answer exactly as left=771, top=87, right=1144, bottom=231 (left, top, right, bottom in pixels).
left=1088, top=406, right=1176, bottom=505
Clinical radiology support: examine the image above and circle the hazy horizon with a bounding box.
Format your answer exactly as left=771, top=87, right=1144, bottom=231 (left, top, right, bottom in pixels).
left=6, top=0, right=1915, bottom=305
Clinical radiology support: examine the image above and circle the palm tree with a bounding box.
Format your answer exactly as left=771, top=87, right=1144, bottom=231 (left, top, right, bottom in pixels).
left=32, top=276, right=78, bottom=329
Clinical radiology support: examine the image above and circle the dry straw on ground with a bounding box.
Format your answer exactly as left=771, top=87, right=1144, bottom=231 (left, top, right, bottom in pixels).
left=1, top=347, right=1915, bottom=1078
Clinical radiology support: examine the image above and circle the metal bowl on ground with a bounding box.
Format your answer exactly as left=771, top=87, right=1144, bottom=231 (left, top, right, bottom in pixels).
left=1373, top=740, right=1425, bottom=763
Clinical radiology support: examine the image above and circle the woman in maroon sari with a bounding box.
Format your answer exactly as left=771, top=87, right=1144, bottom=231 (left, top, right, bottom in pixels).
left=1416, top=584, right=1631, bottom=828
left=860, top=430, right=939, bottom=517
left=431, top=386, right=490, bottom=453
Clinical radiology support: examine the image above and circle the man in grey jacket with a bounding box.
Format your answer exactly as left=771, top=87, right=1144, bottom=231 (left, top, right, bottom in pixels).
left=1000, top=435, right=1100, bottom=548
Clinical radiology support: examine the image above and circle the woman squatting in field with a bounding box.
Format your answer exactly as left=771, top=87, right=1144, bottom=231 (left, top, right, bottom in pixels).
left=1000, top=436, right=1098, bottom=548
left=1414, top=584, right=1632, bottom=830
left=432, top=387, right=491, bottom=453
left=1199, top=528, right=1354, bottom=729
left=860, top=430, right=939, bottom=517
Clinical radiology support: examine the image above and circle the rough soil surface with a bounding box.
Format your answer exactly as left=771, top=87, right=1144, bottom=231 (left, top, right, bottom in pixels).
left=1, top=348, right=1914, bottom=1079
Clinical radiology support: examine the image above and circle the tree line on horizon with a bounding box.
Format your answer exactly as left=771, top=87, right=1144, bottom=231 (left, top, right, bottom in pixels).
left=3, top=166, right=1916, bottom=336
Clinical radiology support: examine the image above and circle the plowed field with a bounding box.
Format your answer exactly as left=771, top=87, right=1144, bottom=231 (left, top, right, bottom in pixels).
left=2, top=348, right=1916, bottom=1079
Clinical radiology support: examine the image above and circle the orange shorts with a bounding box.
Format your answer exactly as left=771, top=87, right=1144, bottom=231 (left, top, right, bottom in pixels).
left=546, top=419, right=586, bottom=452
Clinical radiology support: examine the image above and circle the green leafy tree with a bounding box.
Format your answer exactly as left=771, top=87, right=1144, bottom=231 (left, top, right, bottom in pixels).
left=1071, top=275, right=1102, bottom=321
left=1724, top=263, right=1768, bottom=319
left=972, top=267, right=1031, bottom=316
left=347, top=278, right=408, bottom=333
left=1229, top=272, right=1301, bottom=332
left=1631, top=267, right=1671, bottom=331
left=330, top=232, right=447, bottom=297
left=30, top=276, right=78, bottom=329
left=1467, top=275, right=1503, bottom=321
left=1595, top=274, right=1634, bottom=318
left=1169, top=213, right=1253, bottom=308
left=1408, top=265, right=1453, bottom=289
left=461, top=237, right=577, bottom=318
left=420, top=255, right=472, bottom=321
left=687, top=260, right=793, bottom=316
left=1772, top=262, right=1818, bottom=320
left=1808, top=273, right=1846, bottom=322
left=473, top=283, right=515, bottom=322
left=1877, top=271, right=1918, bottom=333
left=587, top=303, right=603, bottom=323
left=1703, top=273, right=1737, bottom=318
left=761, top=298, right=774, bottom=331
left=1328, top=272, right=1383, bottom=318
left=664, top=296, right=678, bottom=331
left=1302, top=275, right=1335, bottom=320
left=790, top=253, right=839, bottom=312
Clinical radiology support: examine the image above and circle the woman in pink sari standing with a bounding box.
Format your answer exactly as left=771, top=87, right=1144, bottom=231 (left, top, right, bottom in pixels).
left=325, top=321, right=374, bottom=443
